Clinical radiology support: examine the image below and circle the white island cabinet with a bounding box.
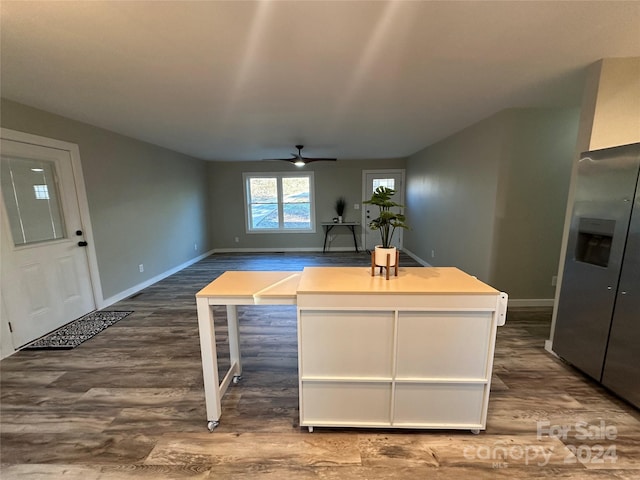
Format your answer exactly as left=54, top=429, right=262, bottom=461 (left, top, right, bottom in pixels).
left=295, top=267, right=508, bottom=433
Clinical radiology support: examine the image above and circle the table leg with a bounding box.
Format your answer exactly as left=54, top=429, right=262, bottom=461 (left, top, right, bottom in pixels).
left=323, top=225, right=334, bottom=253
left=197, top=297, right=222, bottom=424
left=349, top=225, right=358, bottom=252
left=227, top=305, right=242, bottom=378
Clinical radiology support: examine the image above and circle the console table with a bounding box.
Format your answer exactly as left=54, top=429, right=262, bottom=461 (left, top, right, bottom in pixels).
left=195, top=267, right=507, bottom=433
left=321, top=222, right=359, bottom=252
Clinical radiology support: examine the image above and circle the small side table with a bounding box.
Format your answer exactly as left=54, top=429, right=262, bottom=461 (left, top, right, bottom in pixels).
left=321, top=222, right=360, bottom=253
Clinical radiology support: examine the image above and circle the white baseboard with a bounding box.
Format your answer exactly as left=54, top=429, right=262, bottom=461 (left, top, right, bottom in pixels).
left=544, top=339, right=559, bottom=357
left=100, top=248, right=556, bottom=310
left=401, top=249, right=555, bottom=308
left=401, top=248, right=432, bottom=266
left=99, top=249, right=215, bottom=308
left=212, top=247, right=360, bottom=253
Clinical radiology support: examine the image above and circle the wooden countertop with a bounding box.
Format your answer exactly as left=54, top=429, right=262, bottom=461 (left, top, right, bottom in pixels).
left=296, top=267, right=498, bottom=295
left=196, top=271, right=300, bottom=299
left=196, top=267, right=498, bottom=299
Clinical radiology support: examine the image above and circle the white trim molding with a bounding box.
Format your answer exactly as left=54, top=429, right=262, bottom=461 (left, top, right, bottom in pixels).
left=212, top=246, right=359, bottom=254
left=100, top=250, right=215, bottom=308
left=544, top=339, right=559, bottom=357
left=401, top=248, right=432, bottom=266
left=401, top=248, right=555, bottom=308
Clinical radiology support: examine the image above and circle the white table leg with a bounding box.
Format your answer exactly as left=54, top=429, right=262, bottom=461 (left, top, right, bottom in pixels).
left=227, top=305, right=242, bottom=379
left=197, top=297, right=222, bottom=424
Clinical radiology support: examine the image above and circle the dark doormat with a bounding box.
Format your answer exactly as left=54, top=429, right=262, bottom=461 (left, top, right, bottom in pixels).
left=23, top=311, right=133, bottom=350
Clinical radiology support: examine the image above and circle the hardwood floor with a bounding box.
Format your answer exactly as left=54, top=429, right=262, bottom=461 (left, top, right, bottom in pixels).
left=1, top=252, right=639, bottom=479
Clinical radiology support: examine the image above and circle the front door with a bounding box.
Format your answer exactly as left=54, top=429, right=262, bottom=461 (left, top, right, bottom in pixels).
left=1, top=138, right=95, bottom=348
left=362, top=170, right=405, bottom=251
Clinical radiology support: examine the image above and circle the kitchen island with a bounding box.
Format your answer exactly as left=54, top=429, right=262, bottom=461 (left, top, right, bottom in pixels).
left=196, top=266, right=507, bottom=433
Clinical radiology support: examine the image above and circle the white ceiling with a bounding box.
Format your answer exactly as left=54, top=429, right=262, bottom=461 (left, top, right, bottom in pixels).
left=1, top=1, right=639, bottom=161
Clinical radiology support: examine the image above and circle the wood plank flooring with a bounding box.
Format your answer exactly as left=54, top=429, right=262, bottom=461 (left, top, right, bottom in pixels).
left=1, top=252, right=639, bottom=479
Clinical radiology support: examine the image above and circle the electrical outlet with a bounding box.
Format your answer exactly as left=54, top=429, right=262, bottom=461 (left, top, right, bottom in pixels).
left=431, top=250, right=435, bottom=258
left=354, top=203, right=360, bottom=210
left=234, top=236, right=240, bottom=243
left=139, top=264, right=144, bottom=273
left=194, top=243, right=198, bottom=251
left=551, top=275, right=557, bottom=286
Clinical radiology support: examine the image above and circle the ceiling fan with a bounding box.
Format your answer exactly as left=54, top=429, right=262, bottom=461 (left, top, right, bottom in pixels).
left=263, top=145, right=337, bottom=167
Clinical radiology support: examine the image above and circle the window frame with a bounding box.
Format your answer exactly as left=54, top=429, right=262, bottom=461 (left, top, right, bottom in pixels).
left=243, top=171, right=316, bottom=234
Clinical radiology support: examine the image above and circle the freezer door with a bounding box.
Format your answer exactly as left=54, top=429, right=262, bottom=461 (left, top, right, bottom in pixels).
left=602, top=191, right=640, bottom=408
left=553, top=143, right=640, bottom=380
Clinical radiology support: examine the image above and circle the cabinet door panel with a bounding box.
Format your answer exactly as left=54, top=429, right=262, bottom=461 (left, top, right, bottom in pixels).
left=299, top=310, right=394, bottom=377
left=301, top=382, right=391, bottom=424
left=396, top=312, right=492, bottom=379
left=394, top=383, right=485, bottom=426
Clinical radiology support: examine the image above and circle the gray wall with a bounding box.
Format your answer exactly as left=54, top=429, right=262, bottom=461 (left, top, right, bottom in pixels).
left=1, top=99, right=211, bottom=301
left=405, top=112, right=505, bottom=279
left=491, top=108, right=579, bottom=299
left=405, top=107, right=579, bottom=299
left=1, top=97, right=579, bottom=302
left=208, top=158, right=405, bottom=250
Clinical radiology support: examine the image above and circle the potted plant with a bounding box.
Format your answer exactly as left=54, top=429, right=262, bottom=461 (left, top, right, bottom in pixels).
left=335, top=196, right=346, bottom=223
left=363, top=186, right=409, bottom=267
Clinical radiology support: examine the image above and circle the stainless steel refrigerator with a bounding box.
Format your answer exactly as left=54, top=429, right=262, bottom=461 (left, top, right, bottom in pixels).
left=553, top=142, right=640, bottom=409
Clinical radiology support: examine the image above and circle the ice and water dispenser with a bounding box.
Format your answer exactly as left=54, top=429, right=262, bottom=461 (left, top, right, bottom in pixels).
left=575, top=217, right=615, bottom=268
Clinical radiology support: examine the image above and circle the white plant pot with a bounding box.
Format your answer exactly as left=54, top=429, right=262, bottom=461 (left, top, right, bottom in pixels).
left=374, top=246, right=397, bottom=267
left=338, top=216, right=343, bottom=223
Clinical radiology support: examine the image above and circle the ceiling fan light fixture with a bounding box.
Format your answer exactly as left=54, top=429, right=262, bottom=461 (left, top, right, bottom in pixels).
left=262, top=145, right=337, bottom=166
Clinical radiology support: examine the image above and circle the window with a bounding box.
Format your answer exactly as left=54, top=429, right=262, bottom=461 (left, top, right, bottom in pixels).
left=33, top=185, right=50, bottom=200
left=1, top=157, right=66, bottom=246
left=244, top=172, right=315, bottom=232
left=372, top=178, right=395, bottom=190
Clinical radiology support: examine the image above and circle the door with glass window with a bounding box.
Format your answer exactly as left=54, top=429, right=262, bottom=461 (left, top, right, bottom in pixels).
left=1, top=139, right=95, bottom=348
left=363, top=170, right=405, bottom=251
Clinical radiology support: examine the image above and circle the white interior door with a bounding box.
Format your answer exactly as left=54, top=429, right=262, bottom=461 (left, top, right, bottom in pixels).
left=1, top=139, right=95, bottom=348
left=362, top=170, right=405, bottom=252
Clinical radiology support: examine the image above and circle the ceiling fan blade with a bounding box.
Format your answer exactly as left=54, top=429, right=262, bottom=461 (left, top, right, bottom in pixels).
left=261, top=154, right=299, bottom=161
left=262, top=146, right=336, bottom=164
left=300, top=158, right=337, bottom=163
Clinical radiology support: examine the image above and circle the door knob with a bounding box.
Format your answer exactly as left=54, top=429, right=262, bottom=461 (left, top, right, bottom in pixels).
left=76, top=230, right=83, bottom=236
left=78, top=241, right=88, bottom=247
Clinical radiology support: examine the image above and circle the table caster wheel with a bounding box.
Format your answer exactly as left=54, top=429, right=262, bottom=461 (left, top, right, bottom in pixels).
left=470, top=429, right=480, bottom=435
left=207, top=421, right=219, bottom=432
left=232, top=375, right=243, bottom=384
